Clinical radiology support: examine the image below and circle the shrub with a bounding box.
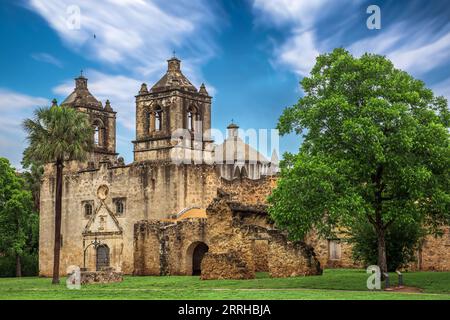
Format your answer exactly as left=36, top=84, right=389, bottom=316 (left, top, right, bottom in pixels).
left=348, top=220, right=425, bottom=271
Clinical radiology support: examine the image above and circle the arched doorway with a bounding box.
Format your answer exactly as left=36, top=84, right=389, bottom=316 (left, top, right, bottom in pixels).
left=191, top=242, right=209, bottom=275
left=96, top=245, right=110, bottom=271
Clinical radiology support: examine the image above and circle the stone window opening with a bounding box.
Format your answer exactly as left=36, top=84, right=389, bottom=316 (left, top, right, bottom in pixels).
left=113, top=197, right=126, bottom=216
left=187, top=111, right=194, bottom=130
left=328, top=239, right=342, bottom=261
left=93, top=119, right=105, bottom=147
left=82, top=201, right=94, bottom=219
left=187, top=106, right=197, bottom=131
left=94, top=126, right=100, bottom=145
left=154, top=107, right=163, bottom=131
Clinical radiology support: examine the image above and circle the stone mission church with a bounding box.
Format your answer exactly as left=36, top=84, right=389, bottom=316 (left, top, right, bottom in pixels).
left=39, top=57, right=449, bottom=279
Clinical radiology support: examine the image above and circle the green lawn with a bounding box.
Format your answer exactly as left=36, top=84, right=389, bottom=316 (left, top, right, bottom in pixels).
left=0, top=269, right=448, bottom=300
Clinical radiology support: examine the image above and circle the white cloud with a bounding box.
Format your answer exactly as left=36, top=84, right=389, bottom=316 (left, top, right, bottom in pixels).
left=31, top=52, right=63, bottom=68
left=251, top=0, right=357, bottom=77
left=25, top=0, right=220, bottom=82
left=0, top=88, right=48, bottom=112
left=0, top=89, right=49, bottom=169
left=252, top=0, right=338, bottom=28
left=274, top=30, right=320, bottom=77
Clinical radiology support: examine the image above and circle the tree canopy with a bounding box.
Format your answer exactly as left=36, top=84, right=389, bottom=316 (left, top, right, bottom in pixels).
left=23, top=106, right=94, bottom=164
left=0, top=158, right=38, bottom=276
left=269, top=48, right=450, bottom=272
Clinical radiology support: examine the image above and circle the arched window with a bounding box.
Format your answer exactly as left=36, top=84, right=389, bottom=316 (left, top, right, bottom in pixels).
left=187, top=111, right=193, bottom=130
left=187, top=106, right=197, bottom=131
left=94, top=126, right=100, bottom=145
left=93, top=119, right=105, bottom=146
left=155, top=107, right=162, bottom=131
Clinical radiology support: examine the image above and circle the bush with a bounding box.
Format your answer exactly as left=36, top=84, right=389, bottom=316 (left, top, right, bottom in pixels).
left=348, top=220, right=425, bottom=271
left=0, top=253, right=38, bottom=277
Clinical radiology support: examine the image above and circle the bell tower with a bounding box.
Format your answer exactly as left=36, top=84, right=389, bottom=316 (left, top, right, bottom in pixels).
left=60, top=73, right=117, bottom=163
left=133, top=56, right=213, bottom=162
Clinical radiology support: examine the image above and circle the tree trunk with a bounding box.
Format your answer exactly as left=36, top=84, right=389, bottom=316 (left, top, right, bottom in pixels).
left=16, top=254, right=22, bottom=277
left=372, top=164, right=388, bottom=276
left=376, top=226, right=388, bottom=275
left=52, top=159, right=63, bottom=284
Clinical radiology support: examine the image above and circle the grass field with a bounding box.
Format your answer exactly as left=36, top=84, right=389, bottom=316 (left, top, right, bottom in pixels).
left=0, top=269, right=448, bottom=300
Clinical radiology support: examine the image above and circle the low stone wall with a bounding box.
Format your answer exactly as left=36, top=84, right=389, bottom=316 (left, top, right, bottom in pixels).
left=80, top=270, right=123, bottom=284
left=268, top=231, right=322, bottom=277
left=201, top=251, right=253, bottom=280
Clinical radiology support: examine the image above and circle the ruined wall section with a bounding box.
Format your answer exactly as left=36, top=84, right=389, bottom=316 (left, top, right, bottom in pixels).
left=133, top=218, right=208, bottom=276
left=200, top=192, right=322, bottom=279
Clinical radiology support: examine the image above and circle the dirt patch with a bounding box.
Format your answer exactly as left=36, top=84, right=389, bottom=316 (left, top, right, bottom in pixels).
left=385, top=286, right=423, bottom=293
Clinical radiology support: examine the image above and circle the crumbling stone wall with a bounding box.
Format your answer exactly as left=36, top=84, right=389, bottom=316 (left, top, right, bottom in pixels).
left=268, top=231, right=322, bottom=277
left=202, top=192, right=322, bottom=279
left=218, top=176, right=277, bottom=205
left=133, top=190, right=322, bottom=279
left=408, top=227, right=450, bottom=271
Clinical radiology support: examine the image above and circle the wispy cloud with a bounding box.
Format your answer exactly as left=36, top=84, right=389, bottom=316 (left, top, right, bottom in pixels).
left=25, top=0, right=221, bottom=82
left=0, top=89, right=49, bottom=169
left=349, top=22, right=450, bottom=77
left=31, top=52, right=63, bottom=68
left=252, top=0, right=342, bottom=28
left=251, top=0, right=358, bottom=77
left=252, top=0, right=450, bottom=79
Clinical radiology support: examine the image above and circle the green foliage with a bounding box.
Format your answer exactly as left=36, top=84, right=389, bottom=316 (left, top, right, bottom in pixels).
left=269, top=48, right=450, bottom=269
left=0, top=158, right=38, bottom=276
left=0, top=253, right=38, bottom=277
left=347, top=220, right=425, bottom=271
left=22, top=105, right=94, bottom=164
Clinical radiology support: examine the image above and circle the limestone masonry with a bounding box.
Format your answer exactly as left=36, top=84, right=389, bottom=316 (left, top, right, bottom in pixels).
left=39, top=57, right=449, bottom=278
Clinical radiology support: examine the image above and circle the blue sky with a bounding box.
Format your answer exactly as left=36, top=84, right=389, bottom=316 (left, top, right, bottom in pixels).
left=0, top=0, right=449, bottom=169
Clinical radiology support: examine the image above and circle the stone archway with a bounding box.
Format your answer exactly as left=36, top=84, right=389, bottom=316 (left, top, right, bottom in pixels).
left=185, top=242, right=209, bottom=275
left=96, top=244, right=110, bottom=271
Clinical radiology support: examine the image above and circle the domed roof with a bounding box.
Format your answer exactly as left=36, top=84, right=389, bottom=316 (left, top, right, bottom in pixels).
left=214, top=122, right=269, bottom=164
left=150, top=57, right=197, bottom=93
left=61, top=74, right=103, bottom=109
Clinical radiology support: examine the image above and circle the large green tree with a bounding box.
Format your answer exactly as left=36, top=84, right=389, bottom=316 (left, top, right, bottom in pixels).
left=0, top=158, right=38, bottom=277
left=269, top=48, right=450, bottom=274
left=23, top=105, right=93, bottom=283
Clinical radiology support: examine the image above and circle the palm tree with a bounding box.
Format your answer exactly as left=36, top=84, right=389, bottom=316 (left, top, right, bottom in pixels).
left=23, top=104, right=93, bottom=284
